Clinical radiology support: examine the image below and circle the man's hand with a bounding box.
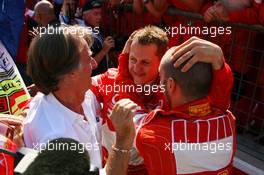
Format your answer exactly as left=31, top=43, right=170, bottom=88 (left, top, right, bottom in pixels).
left=13, top=125, right=24, bottom=148
left=106, top=99, right=137, bottom=175
left=204, top=6, right=217, bottom=23
left=102, top=36, right=115, bottom=53
left=0, top=114, right=25, bottom=148
left=213, top=1, right=229, bottom=22
left=171, top=36, right=224, bottom=72
left=110, top=99, right=137, bottom=149
left=121, top=30, right=138, bottom=54
left=204, top=1, right=229, bottom=23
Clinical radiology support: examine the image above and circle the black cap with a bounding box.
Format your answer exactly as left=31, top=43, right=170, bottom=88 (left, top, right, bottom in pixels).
left=82, top=0, right=102, bottom=13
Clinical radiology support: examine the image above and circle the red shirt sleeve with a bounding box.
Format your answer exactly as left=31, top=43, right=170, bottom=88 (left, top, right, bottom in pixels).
left=228, top=1, right=262, bottom=25
left=259, top=3, right=264, bottom=25
left=91, top=68, right=119, bottom=103
left=116, top=53, right=131, bottom=83
left=91, top=72, right=107, bottom=103
left=209, top=62, right=234, bottom=111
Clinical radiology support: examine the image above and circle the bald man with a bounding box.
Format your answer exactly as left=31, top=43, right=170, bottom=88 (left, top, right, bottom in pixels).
left=34, top=0, right=58, bottom=27
left=134, top=38, right=236, bottom=175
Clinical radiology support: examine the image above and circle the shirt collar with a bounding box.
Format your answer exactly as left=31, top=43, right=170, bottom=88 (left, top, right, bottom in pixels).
left=48, top=93, right=85, bottom=123
left=171, top=97, right=212, bottom=117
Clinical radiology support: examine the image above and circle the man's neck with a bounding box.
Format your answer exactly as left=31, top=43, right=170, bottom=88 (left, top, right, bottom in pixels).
left=53, top=90, right=85, bottom=115
left=170, top=96, right=189, bottom=109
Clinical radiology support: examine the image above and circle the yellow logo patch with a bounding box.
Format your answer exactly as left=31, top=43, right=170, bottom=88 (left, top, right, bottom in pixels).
left=189, top=102, right=211, bottom=116
left=217, top=170, right=229, bottom=175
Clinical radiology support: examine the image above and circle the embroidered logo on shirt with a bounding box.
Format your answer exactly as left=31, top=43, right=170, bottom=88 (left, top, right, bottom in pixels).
left=189, top=102, right=211, bottom=116
left=217, top=170, right=229, bottom=175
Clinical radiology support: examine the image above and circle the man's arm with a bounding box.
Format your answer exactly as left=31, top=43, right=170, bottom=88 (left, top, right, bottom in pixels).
left=209, top=62, right=233, bottom=111
left=91, top=71, right=109, bottom=103
left=106, top=144, right=130, bottom=175
left=144, top=0, right=168, bottom=19
left=93, top=36, right=115, bottom=65
left=171, top=36, right=233, bottom=111
left=93, top=49, right=107, bottom=65
left=133, top=0, right=145, bottom=15
left=106, top=99, right=137, bottom=175
left=133, top=0, right=168, bottom=19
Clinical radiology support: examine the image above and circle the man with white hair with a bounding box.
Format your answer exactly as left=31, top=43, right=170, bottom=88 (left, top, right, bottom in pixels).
left=82, top=0, right=115, bottom=76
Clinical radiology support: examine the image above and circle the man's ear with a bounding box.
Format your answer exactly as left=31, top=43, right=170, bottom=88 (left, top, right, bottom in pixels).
left=167, top=77, right=176, bottom=94
left=34, top=14, right=40, bottom=23
left=69, top=70, right=78, bottom=79
left=167, top=77, right=182, bottom=100
left=62, top=70, right=76, bottom=84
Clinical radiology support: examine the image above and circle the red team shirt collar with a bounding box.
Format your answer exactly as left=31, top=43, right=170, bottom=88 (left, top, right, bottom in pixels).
left=170, top=97, right=213, bottom=118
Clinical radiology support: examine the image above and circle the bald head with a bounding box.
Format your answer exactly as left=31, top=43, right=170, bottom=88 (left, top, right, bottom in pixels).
left=34, top=0, right=54, bottom=14
left=160, top=46, right=212, bottom=101
left=160, top=47, right=175, bottom=67
left=34, top=0, right=55, bottom=26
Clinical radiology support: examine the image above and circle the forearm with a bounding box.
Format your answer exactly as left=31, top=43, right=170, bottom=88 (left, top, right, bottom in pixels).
left=211, top=54, right=224, bottom=70
left=209, top=50, right=233, bottom=110
left=106, top=145, right=130, bottom=175
left=180, top=0, right=205, bottom=12
left=145, top=2, right=166, bottom=19
left=153, top=0, right=168, bottom=11
left=94, top=49, right=107, bottom=64
left=209, top=62, right=234, bottom=111
left=106, top=99, right=137, bottom=175
left=133, top=0, right=145, bottom=14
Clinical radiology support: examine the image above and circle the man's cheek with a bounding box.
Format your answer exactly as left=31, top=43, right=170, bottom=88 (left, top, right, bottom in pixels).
left=128, top=66, right=134, bottom=75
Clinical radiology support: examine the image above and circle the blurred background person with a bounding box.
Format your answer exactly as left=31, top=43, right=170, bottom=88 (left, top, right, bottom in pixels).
left=34, top=0, right=60, bottom=27
left=82, top=0, right=115, bottom=76
left=59, top=0, right=83, bottom=25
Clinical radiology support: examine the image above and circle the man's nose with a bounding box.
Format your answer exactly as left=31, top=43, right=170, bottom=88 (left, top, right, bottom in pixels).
left=133, top=62, right=142, bottom=73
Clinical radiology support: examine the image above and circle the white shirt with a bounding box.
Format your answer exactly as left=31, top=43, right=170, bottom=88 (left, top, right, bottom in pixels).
left=23, top=90, right=102, bottom=168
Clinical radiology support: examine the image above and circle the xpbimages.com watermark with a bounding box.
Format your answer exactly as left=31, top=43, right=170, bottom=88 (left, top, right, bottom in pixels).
left=164, top=24, right=232, bottom=38
left=164, top=141, right=232, bottom=154
left=97, top=82, right=166, bottom=96
left=32, top=140, right=100, bottom=153
left=34, top=24, right=100, bottom=37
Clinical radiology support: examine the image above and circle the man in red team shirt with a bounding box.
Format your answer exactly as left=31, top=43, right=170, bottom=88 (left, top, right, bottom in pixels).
left=92, top=26, right=169, bottom=175
left=92, top=25, right=234, bottom=174
left=135, top=37, right=236, bottom=175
